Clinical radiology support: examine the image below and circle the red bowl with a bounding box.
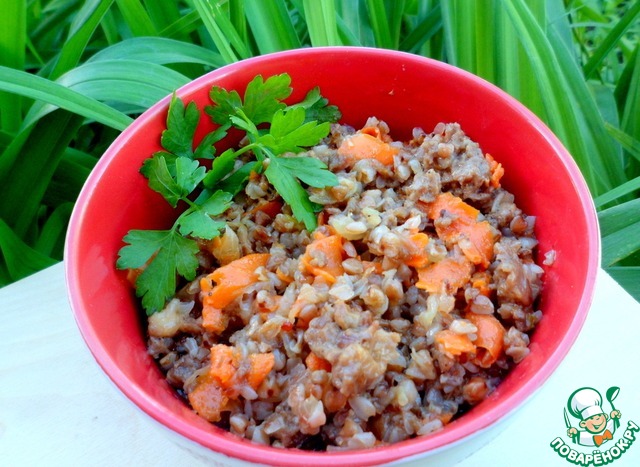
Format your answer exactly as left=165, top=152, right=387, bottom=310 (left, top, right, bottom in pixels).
left=65, top=47, right=599, bottom=466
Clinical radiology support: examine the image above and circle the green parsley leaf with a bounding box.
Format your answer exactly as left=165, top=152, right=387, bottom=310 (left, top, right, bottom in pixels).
left=145, top=154, right=186, bottom=207
left=117, top=230, right=171, bottom=270
left=121, top=73, right=344, bottom=315
left=117, top=229, right=200, bottom=314
left=161, top=94, right=200, bottom=159
left=258, top=107, right=331, bottom=154
left=144, top=155, right=205, bottom=207
left=290, top=87, right=342, bottom=123
left=206, top=87, right=242, bottom=125
left=219, top=161, right=263, bottom=195
left=140, top=151, right=177, bottom=179
left=242, top=74, right=292, bottom=124
left=206, top=74, right=292, bottom=126
left=178, top=190, right=232, bottom=239
left=175, top=157, right=206, bottom=195
left=203, top=148, right=238, bottom=189
left=276, top=156, right=339, bottom=188
left=264, top=156, right=318, bottom=230
left=193, top=124, right=230, bottom=160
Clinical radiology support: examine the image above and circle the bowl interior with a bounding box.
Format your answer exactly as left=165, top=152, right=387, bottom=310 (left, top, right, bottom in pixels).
left=65, top=47, right=599, bottom=466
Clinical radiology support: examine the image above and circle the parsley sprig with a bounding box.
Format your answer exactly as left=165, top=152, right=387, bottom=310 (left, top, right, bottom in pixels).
left=117, top=73, right=341, bottom=314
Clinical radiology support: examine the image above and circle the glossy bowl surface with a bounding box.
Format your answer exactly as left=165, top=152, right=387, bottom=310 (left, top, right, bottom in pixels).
left=65, top=47, right=599, bottom=466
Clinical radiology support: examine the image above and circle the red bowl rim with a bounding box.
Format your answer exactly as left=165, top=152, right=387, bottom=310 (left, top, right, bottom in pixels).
left=65, top=46, right=600, bottom=466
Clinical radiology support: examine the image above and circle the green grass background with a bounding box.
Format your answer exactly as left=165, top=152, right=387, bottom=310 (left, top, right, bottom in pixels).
left=0, top=0, right=638, bottom=301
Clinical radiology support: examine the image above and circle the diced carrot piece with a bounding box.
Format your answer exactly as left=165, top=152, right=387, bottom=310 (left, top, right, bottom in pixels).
left=362, top=260, right=384, bottom=274
left=201, top=305, right=228, bottom=334
left=300, top=235, right=344, bottom=284
left=406, top=232, right=431, bottom=268
left=188, top=373, right=229, bottom=422
left=471, top=271, right=492, bottom=297
left=209, top=344, right=239, bottom=389
left=466, top=313, right=505, bottom=368
left=361, top=126, right=381, bottom=137
left=435, top=330, right=476, bottom=356
left=202, top=253, right=270, bottom=309
left=305, top=352, right=332, bottom=372
left=426, top=192, right=480, bottom=221
left=276, top=267, right=294, bottom=284
left=426, top=193, right=495, bottom=268
left=251, top=200, right=283, bottom=218
left=415, top=254, right=473, bottom=294
left=338, top=132, right=399, bottom=166
left=246, top=353, right=275, bottom=390
left=485, top=153, right=504, bottom=188
left=438, top=218, right=495, bottom=268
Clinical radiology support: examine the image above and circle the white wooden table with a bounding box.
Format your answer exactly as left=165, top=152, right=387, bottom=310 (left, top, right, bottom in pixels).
left=2, top=263, right=639, bottom=466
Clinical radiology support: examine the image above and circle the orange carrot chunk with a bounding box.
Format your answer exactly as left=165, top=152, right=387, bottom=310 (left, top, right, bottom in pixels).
left=406, top=232, right=431, bottom=268
left=471, top=271, right=492, bottom=297
left=247, top=353, right=275, bottom=390
left=188, top=373, right=229, bottom=422
left=426, top=193, right=495, bottom=268
left=435, top=330, right=476, bottom=356
left=338, top=132, right=399, bottom=166
left=426, top=192, right=480, bottom=221
left=201, top=306, right=228, bottom=334
left=202, top=253, right=270, bottom=309
left=209, top=344, right=239, bottom=389
left=305, top=352, right=332, bottom=372
left=251, top=199, right=283, bottom=218
left=485, top=153, right=504, bottom=188
left=466, top=313, right=505, bottom=368
left=415, top=254, right=473, bottom=294
left=300, top=234, right=344, bottom=284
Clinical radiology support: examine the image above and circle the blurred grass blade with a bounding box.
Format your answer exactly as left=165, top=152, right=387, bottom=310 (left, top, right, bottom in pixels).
left=35, top=202, right=74, bottom=259
left=336, top=0, right=374, bottom=46
left=365, top=0, right=394, bottom=48
left=229, top=0, right=248, bottom=45
left=440, top=0, right=476, bottom=71
left=243, top=0, right=301, bottom=53
left=605, top=122, right=640, bottom=163
left=399, top=3, right=442, bottom=53
left=49, top=0, right=114, bottom=80
left=0, top=66, right=132, bottom=131
left=502, top=0, right=623, bottom=196
left=605, top=267, right=640, bottom=301
left=0, top=219, right=58, bottom=282
left=0, top=0, right=26, bottom=132
left=594, top=175, right=640, bottom=208
left=193, top=0, right=251, bottom=60
left=302, top=0, right=342, bottom=46
left=159, top=10, right=201, bottom=39
left=599, top=197, right=640, bottom=266
left=601, top=221, right=640, bottom=266
left=0, top=111, right=83, bottom=237
left=87, top=37, right=224, bottom=67
left=547, top=25, right=625, bottom=191
left=142, top=0, right=182, bottom=33
left=44, top=149, right=97, bottom=207
left=192, top=0, right=241, bottom=64
left=583, top=1, right=640, bottom=79
left=23, top=59, right=190, bottom=126
left=620, top=39, right=640, bottom=177
left=114, top=0, right=157, bottom=36
left=598, top=197, right=640, bottom=237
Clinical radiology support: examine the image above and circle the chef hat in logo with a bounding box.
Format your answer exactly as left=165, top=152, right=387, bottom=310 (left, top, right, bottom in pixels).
left=568, top=387, right=605, bottom=420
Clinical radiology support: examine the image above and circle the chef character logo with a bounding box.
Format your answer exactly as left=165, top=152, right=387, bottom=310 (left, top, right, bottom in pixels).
left=565, top=387, right=621, bottom=447
left=550, top=386, right=639, bottom=465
